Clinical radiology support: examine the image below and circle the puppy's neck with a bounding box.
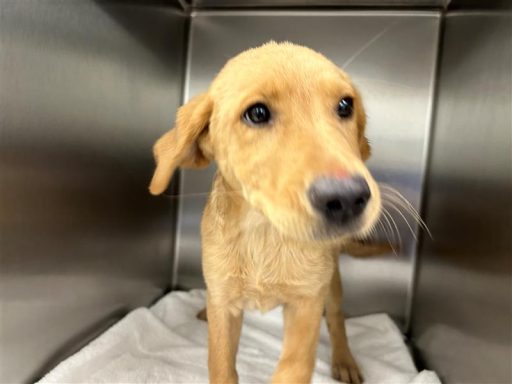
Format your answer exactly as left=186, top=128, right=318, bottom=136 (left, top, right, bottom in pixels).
left=211, top=173, right=317, bottom=247
left=210, top=172, right=273, bottom=232
left=211, top=172, right=245, bottom=206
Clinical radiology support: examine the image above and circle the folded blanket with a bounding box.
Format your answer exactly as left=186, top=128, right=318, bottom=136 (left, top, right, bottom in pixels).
left=39, top=290, right=440, bottom=384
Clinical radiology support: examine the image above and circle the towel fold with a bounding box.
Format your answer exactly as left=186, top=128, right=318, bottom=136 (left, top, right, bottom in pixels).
left=39, top=290, right=440, bottom=384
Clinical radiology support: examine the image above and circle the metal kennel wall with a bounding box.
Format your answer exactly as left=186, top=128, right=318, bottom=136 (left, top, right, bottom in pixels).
left=0, top=1, right=510, bottom=383
left=177, top=9, right=440, bottom=324
left=1, top=1, right=187, bottom=382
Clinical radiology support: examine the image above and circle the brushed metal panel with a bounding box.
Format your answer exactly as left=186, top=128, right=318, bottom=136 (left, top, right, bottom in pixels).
left=192, top=0, right=447, bottom=8
left=192, top=0, right=510, bottom=9
left=0, top=1, right=186, bottom=382
left=176, top=11, right=440, bottom=328
left=412, top=12, right=511, bottom=383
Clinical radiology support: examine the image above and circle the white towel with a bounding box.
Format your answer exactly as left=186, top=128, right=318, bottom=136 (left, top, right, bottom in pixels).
left=39, top=290, right=440, bottom=384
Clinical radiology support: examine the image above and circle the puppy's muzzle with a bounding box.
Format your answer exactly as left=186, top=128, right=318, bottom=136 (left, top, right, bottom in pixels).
left=308, top=176, right=371, bottom=225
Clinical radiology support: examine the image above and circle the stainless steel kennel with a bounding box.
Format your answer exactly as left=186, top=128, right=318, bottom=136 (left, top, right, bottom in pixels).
left=1, top=1, right=510, bottom=383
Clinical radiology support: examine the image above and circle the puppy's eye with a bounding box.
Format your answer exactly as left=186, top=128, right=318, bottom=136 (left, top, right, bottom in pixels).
left=337, top=97, right=354, bottom=119
left=243, top=103, right=271, bottom=126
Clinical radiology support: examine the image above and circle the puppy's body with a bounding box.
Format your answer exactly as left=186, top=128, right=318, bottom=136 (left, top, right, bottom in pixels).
left=203, top=173, right=335, bottom=312
left=150, top=42, right=383, bottom=384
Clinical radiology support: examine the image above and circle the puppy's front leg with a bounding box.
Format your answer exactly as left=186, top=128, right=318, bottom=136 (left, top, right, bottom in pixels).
left=207, top=295, right=243, bottom=384
left=325, top=262, right=362, bottom=384
left=272, top=296, right=325, bottom=384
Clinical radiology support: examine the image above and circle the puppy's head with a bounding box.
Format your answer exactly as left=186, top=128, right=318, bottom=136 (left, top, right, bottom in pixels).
left=150, top=42, right=381, bottom=242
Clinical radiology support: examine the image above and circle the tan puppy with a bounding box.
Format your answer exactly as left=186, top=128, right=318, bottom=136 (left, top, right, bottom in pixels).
left=150, top=42, right=382, bottom=384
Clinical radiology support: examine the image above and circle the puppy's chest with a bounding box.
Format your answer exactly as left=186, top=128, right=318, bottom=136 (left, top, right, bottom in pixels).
left=231, top=229, right=333, bottom=311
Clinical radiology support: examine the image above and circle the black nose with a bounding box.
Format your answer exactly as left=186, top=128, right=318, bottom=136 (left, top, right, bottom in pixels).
left=308, top=176, right=371, bottom=224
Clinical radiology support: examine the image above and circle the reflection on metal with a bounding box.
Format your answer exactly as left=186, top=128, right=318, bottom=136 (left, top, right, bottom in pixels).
left=191, top=0, right=447, bottom=8
left=175, top=11, right=440, bottom=328
left=189, top=0, right=512, bottom=10
left=0, top=1, right=186, bottom=382
left=412, top=12, right=511, bottom=383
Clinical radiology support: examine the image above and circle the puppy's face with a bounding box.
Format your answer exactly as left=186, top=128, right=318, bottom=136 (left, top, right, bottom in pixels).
left=150, top=42, right=381, bottom=242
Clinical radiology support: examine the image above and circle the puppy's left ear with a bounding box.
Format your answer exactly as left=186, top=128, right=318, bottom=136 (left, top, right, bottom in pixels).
left=149, top=92, right=213, bottom=195
left=355, top=89, right=371, bottom=161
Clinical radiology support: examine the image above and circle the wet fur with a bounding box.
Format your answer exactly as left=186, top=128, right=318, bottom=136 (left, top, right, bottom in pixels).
left=150, top=42, right=384, bottom=384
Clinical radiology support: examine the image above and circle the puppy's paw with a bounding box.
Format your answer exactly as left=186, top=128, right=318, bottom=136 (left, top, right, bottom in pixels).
left=331, top=356, right=363, bottom=384
left=196, top=307, right=208, bottom=321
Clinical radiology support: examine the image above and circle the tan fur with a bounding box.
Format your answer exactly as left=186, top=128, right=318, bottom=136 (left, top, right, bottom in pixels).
left=150, top=42, right=383, bottom=384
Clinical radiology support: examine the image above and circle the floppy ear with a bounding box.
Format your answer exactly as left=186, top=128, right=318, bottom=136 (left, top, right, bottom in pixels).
left=149, top=92, right=213, bottom=195
left=354, top=88, right=371, bottom=161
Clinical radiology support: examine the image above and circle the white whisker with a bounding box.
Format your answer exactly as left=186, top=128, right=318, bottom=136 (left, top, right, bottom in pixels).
left=380, top=209, right=400, bottom=255
left=377, top=218, right=398, bottom=256
left=379, top=184, right=433, bottom=239
left=383, top=207, right=402, bottom=252
left=383, top=200, right=418, bottom=241
left=162, top=190, right=244, bottom=199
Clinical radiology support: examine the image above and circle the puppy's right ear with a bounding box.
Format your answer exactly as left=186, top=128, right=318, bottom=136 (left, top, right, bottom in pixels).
left=149, top=92, right=213, bottom=195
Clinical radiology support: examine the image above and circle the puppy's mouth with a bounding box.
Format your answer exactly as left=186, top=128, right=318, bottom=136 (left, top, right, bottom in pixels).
left=312, top=214, right=374, bottom=242
left=247, top=174, right=380, bottom=242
